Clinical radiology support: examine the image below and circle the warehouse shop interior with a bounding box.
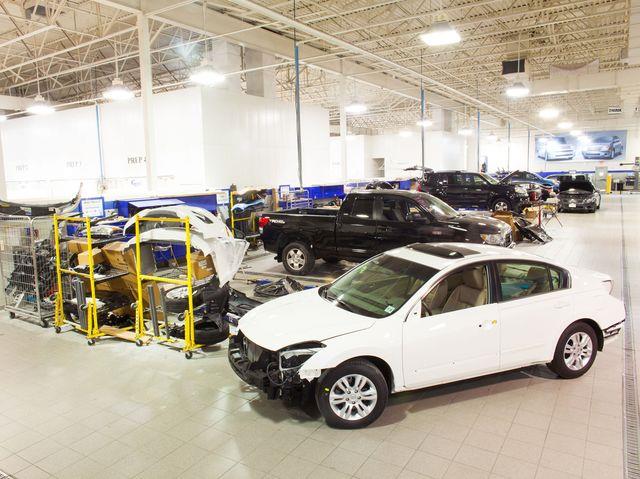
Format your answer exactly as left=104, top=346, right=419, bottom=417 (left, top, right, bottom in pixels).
left=0, top=0, right=639, bottom=478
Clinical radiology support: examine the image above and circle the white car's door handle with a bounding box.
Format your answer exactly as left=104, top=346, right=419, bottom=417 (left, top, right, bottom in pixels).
left=478, top=319, right=498, bottom=329
left=554, top=301, right=570, bottom=309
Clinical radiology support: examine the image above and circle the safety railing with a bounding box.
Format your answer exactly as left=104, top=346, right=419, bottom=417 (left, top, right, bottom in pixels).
left=53, top=215, right=103, bottom=345
left=133, top=215, right=200, bottom=359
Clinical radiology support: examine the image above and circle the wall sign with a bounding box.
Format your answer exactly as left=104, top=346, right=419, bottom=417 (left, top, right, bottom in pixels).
left=80, top=197, right=105, bottom=218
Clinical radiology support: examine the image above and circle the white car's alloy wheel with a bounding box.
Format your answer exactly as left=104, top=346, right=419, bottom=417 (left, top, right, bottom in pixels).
left=563, top=332, right=593, bottom=371
left=329, top=374, right=378, bottom=420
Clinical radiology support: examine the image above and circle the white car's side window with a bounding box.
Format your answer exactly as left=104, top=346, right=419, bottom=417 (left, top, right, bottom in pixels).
left=497, top=262, right=552, bottom=301
left=421, top=265, right=488, bottom=317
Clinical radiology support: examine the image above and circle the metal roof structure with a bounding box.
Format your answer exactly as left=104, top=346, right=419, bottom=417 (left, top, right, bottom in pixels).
left=0, top=0, right=636, bottom=133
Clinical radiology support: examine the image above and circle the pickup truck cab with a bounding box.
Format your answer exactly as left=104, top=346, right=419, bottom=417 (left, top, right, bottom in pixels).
left=261, top=190, right=513, bottom=275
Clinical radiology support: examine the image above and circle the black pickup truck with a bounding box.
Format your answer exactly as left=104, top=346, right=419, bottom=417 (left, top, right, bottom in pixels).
left=261, top=190, right=513, bottom=275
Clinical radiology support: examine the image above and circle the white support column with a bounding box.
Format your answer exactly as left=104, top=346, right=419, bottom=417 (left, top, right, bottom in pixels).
left=245, top=48, right=276, bottom=98
left=137, top=13, right=156, bottom=192
left=339, top=75, right=348, bottom=180
left=212, top=40, right=242, bottom=92
left=0, top=127, right=8, bottom=199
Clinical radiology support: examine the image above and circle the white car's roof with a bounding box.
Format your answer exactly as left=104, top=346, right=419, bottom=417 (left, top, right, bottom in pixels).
left=386, top=243, right=556, bottom=271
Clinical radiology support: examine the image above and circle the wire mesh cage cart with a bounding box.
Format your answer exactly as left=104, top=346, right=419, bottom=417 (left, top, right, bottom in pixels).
left=0, top=216, right=56, bottom=327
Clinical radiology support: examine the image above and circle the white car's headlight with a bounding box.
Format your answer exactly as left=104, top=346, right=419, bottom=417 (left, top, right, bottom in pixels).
left=481, top=233, right=505, bottom=246
left=600, top=146, right=609, bottom=152
left=515, top=186, right=528, bottom=195
left=279, top=342, right=324, bottom=370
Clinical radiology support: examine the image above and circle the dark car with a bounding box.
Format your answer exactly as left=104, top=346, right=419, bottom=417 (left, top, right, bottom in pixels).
left=547, top=173, right=589, bottom=182
left=420, top=171, right=529, bottom=212
left=557, top=180, right=601, bottom=213
left=260, top=190, right=514, bottom=275
left=501, top=170, right=558, bottom=190
left=582, top=135, right=623, bottom=159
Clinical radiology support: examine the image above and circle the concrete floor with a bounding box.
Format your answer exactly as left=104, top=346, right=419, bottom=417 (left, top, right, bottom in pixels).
left=0, top=194, right=636, bottom=479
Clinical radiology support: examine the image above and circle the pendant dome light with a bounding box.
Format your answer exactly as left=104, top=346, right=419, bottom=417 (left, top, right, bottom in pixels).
left=505, top=34, right=529, bottom=98
left=420, top=1, right=460, bottom=46
left=26, top=63, right=55, bottom=115
left=103, top=42, right=134, bottom=101
left=190, top=1, right=225, bottom=87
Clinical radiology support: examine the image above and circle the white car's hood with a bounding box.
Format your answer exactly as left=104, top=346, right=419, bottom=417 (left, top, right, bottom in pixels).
left=238, top=288, right=375, bottom=351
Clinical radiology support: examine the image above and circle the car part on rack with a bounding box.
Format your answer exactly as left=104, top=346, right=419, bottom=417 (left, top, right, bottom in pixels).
left=254, top=276, right=304, bottom=298
left=0, top=185, right=81, bottom=217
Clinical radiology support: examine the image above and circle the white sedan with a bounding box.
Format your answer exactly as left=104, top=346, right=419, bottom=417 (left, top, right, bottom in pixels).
left=228, top=243, right=625, bottom=428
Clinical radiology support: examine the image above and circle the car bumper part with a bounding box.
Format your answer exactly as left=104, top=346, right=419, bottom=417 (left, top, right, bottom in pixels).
left=227, top=333, right=311, bottom=402
left=604, top=320, right=624, bottom=340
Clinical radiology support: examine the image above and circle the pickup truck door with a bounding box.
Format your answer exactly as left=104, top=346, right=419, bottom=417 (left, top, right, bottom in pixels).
left=335, top=195, right=379, bottom=261
left=375, top=198, right=446, bottom=252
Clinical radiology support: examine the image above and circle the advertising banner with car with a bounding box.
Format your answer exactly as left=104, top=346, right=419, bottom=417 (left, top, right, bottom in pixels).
left=535, top=130, right=627, bottom=162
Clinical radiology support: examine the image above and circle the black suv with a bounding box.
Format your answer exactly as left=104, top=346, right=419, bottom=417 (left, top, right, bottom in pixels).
left=420, top=170, right=529, bottom=212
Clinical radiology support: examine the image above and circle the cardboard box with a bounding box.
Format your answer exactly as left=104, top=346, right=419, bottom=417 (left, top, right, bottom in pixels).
left=191, top=251, right=215, bottom=280
left=491, top=212, right=522, bottom=242
left=67, top=239, right=89, bottom=254
left=102, top=242, right=135, bottom=272
left=78, top=248, right=105, bottom=266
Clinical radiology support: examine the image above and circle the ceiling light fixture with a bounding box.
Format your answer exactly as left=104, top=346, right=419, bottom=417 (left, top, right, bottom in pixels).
left=505, top=81, right=529, bottom=98
left=458, top=127, right=473, bottom=136
left=26, top=94, right=54, bottom=115
left=558, top=121, right=573, bottom=129
left=190, top=61, right=225, bottom=86
left=0, top=115, right=7, bottom=122
left=399, top=130, right=413, bottom=138
left=345, top=101, right=367, bottom=114
left=539, top=107, right=559, bottom=119
left=487, top=132, right=498, bottom=142
left=190, top=0, right=226, bottom=87
left=570, top=129, right=583, bottom=137
left=416, top=119, right=433, bottom=127
left=103, top=77, right=134, bottom=101
left=420, top=21, right=461, bottom=46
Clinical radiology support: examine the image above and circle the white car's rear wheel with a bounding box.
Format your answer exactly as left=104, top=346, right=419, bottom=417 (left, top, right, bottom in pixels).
left=316, top=360, right=388, bottom=429
left=548, top=322, right=598, bottom=379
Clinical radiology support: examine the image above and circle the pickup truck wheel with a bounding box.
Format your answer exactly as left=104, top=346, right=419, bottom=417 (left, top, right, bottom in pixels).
left=316, top=360, right=388, bottom=429
left=491, top=198, right=512, bottom=212
left=282, top=242, right=315, bottom=275
left=548, top=322, right=597, bottom=379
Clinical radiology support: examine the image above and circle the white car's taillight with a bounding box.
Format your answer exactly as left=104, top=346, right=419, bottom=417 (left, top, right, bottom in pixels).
left=602, top=280, right=613, bottom=294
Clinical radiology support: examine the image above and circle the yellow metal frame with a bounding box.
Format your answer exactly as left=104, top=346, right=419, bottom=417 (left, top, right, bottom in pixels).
left=53, top=215, right=104, bottom=341
left=133, top=215, right=201, bottom=356
left=229, top=191, right=256, bottom=238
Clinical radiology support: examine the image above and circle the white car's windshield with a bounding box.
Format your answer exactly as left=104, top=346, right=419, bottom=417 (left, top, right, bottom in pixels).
left=320, top=254, right=439, bottom=318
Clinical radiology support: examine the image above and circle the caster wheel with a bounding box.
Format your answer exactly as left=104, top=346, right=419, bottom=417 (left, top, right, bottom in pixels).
left=135, top=339, right=143, bottom=347
left=41, top=319, right=49, bottom=328
left=55, top=326, right=61, bottom=334
left=178, top=312, right=185, bottom=321
left=185, top=351, right=193, bottom=360
left=87, top=339, right=95, bottom=346
left=9, top=312, right=16, bottom=319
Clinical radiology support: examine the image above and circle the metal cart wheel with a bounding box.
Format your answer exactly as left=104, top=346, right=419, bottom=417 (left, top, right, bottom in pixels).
left=55, top=326, right=61, bottom=333
left=9, top=312, right=15, bottom=319
left=41, top=319, right=49, bottom=328
left=87, top=339, right=95, bottom=346
left=135, top=339, right=143, bottom=347
left=185, top=351, right=193, bottom=360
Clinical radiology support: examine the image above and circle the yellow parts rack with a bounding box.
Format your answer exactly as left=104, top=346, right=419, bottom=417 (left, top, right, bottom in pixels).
left=133, top=214, right=201, bottom=359
left=53, top=215, right=104, bottom=345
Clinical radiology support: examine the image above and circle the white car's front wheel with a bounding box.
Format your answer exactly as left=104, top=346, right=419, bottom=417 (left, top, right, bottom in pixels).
left=548, top=322, right=598, bottom=379
left=316, top=360, right=388, bottom=429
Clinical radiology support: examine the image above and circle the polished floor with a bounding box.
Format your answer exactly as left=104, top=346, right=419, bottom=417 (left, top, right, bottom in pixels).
left=0, top=194, right=637, bottom=479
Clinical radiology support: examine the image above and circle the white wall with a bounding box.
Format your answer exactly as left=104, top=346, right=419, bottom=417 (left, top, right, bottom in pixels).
left=200, top=88, right=331, bottom=189
left=0, top=86, right=332, bottom=200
